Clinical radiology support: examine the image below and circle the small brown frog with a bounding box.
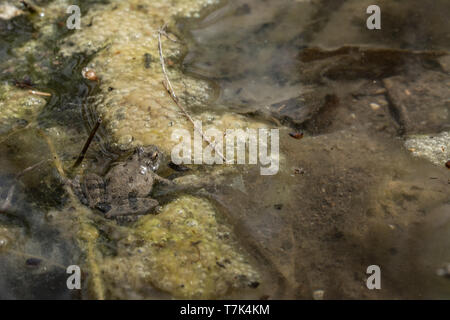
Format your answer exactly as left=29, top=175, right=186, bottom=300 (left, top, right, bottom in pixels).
left=72, top=145, right=172, bottom=218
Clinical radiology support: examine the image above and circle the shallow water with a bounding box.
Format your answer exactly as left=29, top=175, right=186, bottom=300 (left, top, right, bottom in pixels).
left=180, top=0, right=450, bottom=299
left=0, top=0, right=449, bottom=299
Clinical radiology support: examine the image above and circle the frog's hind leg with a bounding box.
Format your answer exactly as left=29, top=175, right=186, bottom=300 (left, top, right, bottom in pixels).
left=104, top=198, right=159, bottom=219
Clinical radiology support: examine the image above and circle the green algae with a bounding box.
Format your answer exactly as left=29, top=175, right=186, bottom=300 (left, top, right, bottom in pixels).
left=0, top=0, right=266, bottom=299
left=57, top=0, right=270, bottom=153
left=0, top=84, right=46, bottom=136
left=101, top=195, right=260, bottom=299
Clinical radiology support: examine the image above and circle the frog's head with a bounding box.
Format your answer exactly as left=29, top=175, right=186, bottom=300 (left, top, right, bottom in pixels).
left=134, top=145, right=163, bottom=171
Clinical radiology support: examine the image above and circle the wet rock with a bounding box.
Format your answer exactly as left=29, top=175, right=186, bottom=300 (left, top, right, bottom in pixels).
left=294, top=47, right=447, bottom=137
left=405, top=131, right=450, bottom=167
left=58, top=0, right=246, bottom=153
left=0, top=3, right=23, bottom=20
left=310, top=0, right=450, bottom=51
left=301, top=85, right=399, bottom=137
left=299, top=47, right=446, bottom=82
left=235, top=3, right=251, bottom=16
left=0, top=84, right=46, bottom=135
left=269, top=92, right=327, bottom=126
left=313, top=289, right=325, bottom=300
left=383, top=71, right=450, bottom=134
left=101, top=196, right=261, bottom=299
left=438, top=55, right=450, bottom=73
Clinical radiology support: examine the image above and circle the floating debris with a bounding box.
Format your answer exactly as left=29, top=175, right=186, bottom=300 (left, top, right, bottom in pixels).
left=370, top=102, right=381, bottom=111
left=168, top=161, right=190, bottom=172
left=28, top=90, right=51, bottom=97
left=25, top=257, right=42, bottom=267
left=313, top=290, right=325, bottom=300
left=82, top=67, right=99, bottom=81
left=289, top=132, right=304, bottom=140
left=14, top=77, right=34, bottom=89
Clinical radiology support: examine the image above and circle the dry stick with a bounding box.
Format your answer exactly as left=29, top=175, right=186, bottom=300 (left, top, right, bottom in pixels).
left=72, top=117, right=102, bottom=169
left=157, top=25, right=228, bottom=163
left=28, top=90, right=51, bottom=97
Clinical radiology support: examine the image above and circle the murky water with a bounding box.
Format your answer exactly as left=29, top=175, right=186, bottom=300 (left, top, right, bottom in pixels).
left=181, top=0, right=450, bottom=299
left=0, top=0, right=449, bottom=299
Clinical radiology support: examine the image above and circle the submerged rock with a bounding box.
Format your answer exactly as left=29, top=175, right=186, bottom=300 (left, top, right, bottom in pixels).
left=0, top=3, right=23, bottom=20
left=405, top=131, right=450, bottom=167
left=0, top=84, right=46, bottom=136
left=383, top=71, right=450, bottom=134
left=101, top=196, right=260, bottom=299
left=209, top=129, right=450, bottom=299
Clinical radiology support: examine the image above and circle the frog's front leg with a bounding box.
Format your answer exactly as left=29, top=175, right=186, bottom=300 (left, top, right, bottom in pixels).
left=105, top=197, right=159, bottom=218
left=82, top=173, right=108, bottom=210
left=151, top=172, right=174, bottom=186
left=70, top=175, right=88, bottom=205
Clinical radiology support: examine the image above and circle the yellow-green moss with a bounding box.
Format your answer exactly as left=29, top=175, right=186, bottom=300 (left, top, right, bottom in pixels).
left=58, top=0, right=269, bottom=153
left=101, top=196, right=260, bottom=299
left=0, top=84, right=46, bottom=127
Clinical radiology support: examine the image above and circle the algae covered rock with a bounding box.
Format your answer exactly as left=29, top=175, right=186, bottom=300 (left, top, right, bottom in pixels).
left=101, top=195, right=260, bottom=299
left=57, top=0, right=270, bottom=154
left=0, top=84, right=46, bottom=136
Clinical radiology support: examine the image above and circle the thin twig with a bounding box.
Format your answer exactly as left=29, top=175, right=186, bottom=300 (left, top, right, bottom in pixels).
left=28, top=90, right=51, bottom=97
left=157, top=24, right=227, bottom=163
left=16, top=159, right=48, bottom=179
left=73, top=117, right=102, bottom=169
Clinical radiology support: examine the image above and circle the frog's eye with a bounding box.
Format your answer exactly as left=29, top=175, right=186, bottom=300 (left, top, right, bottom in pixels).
left=150, top=151, right=159, bottom=161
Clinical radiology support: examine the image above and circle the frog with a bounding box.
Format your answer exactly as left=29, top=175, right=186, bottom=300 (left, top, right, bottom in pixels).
left=72, top=145, right=172, bottom=219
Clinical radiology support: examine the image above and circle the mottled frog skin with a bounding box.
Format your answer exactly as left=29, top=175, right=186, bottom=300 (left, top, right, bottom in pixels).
left=73, top=146, right=171, bottom=218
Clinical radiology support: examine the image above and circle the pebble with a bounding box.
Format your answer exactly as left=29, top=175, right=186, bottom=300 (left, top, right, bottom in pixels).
left=313, top=290, right=325, bottom=300
left=81, top=67, right=99, bottom=81
left=370, top=102, right=380, bottom=111
left=0, top=237, right=9, bottom=249
left=118, top=134, right=133, bottom=148
left=26, top=258, right=42, bottom=267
